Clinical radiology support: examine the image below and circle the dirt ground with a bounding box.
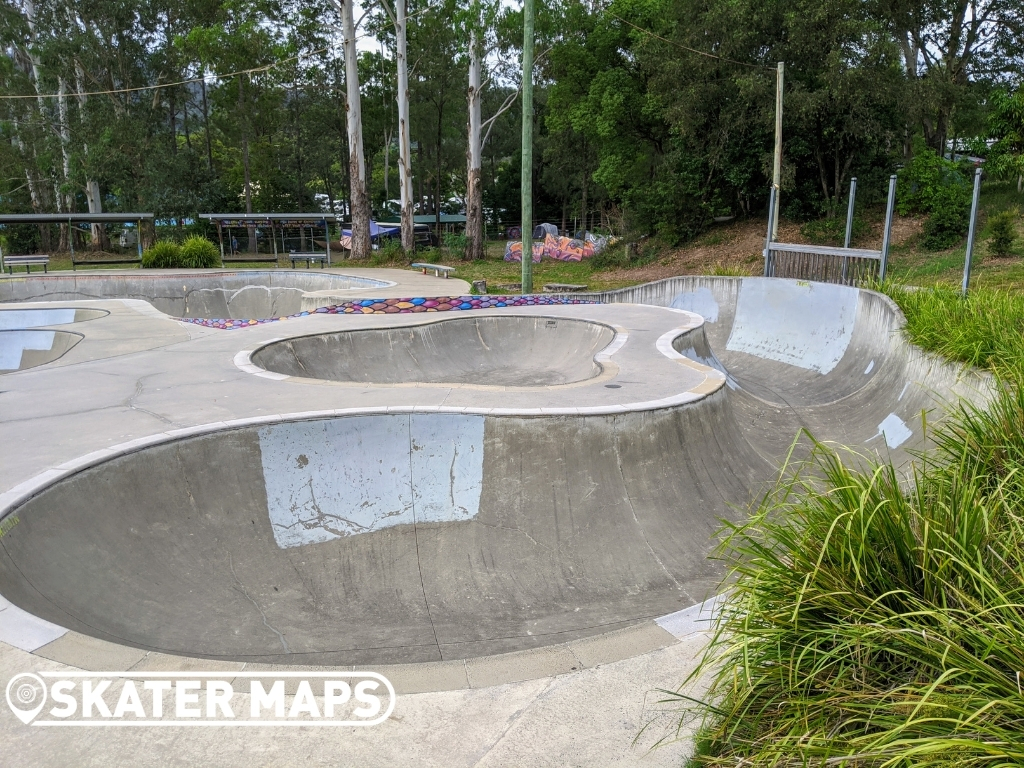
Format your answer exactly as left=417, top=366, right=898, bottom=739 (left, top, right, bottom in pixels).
left=599, top=216, right=926, bottom=284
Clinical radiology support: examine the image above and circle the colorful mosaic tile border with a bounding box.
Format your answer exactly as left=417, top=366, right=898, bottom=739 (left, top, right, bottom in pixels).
left=175, top=294, right=600, bottom=330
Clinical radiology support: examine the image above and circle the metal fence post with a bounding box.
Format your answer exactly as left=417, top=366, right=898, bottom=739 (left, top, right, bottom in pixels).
left=763, top=186, right=777, bottom=277
left=879, top=174, right=897, bottom=282
left=844, top=177, right=857, bottom=248
left=962, top=167, right=983, bottom=296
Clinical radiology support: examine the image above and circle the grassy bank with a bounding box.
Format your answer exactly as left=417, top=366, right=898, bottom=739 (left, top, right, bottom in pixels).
left=675, top=283, right=1024, bottom=766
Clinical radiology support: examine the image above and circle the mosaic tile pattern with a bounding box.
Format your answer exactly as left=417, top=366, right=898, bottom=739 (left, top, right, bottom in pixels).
left=175, top=294, right=600, bottom=330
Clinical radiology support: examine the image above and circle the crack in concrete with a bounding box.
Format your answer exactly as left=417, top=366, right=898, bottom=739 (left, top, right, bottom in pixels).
left=408, top=415, right=444, bottom=661
left=228, top=552, right=290, bottom=654
left=470, top=676, right=557, bottom=767
left=123, top=375, right=176, bottom=426
left=612, top=430, right=682, bottom=591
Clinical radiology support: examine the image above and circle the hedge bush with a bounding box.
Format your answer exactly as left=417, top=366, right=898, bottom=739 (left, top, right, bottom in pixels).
left=178, top=236, right=220, bottom=268
left=141, top=240, right=182, bottom=268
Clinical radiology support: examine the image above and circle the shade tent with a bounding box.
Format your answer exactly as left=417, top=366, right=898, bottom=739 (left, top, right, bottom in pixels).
left=341, top=222, right=401, bottom=238
left=0, top=213, right=153, bottom=270
left=198, top=214, right=338, bottom=266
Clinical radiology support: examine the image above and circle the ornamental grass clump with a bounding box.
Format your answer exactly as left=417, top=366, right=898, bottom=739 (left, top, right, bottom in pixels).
left=882, top=283, right=1024, bottom=370
left=677, top=406, right=1024, bottom=765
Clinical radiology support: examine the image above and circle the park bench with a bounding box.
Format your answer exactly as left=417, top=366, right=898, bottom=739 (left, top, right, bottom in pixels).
left=543, top=283, right=588, bottom=293
left=289, top=251, right=329, bottom=269
left=72, top=252, right=141, bottom=270
left=4, top=255, right=49, bottom=274
left=411, top=263, right=455, bottom=278
left=222, top=252, right=278, bottom=266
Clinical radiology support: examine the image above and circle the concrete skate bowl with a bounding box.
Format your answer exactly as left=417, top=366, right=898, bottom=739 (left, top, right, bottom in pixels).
left=251, top=315, right=617, bottom=386
left=0, top=278, right=990, bottom=668
left=0, top=307, right=108, bottom=329
left=0, top=272, right=392, bottom=320
left=0, top=406, right=764, bottom=665
left=588, top=276, right=989, bottom=461
left=0, top=329, right=83, bottom=373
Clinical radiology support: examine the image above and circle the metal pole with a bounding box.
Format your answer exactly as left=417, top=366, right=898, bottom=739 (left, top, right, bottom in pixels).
left=137, top=219, right=143, bottom=260
left=844, top=177, right=857, bottom=248
left=879, top=174, right=897, bottom=282
left=763, top=186, right=777, bottom=277
left=962, top=167, right=983, bottom=296
left=325, top=219, right=332, bottom=266
left=520, top=0, right=535, bottom=294
left=771, top=62, right=784, bottom=240
left=217, top=222, right=225, bottom=267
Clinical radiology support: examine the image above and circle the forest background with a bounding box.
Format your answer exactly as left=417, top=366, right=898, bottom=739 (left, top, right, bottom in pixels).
left=0, top=0, right=1022, bottom=259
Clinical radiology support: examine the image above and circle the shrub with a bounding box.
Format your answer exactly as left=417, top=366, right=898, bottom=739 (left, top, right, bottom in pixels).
left=178, top=236, right=220, bottom=268
left=369, top=238, right=406, bottom=266
left=442, top=231, right=468, bottom=259
left=987, top=208, right=1018, bottom=256
left=921, top=180, right=972, bottom=249
left=800, top=216, right=869, bottom=246
left=141, top=240, right=182, bottom=268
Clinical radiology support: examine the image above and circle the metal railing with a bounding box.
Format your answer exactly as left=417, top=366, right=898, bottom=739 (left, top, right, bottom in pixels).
left=762, top=175, right=897, bottom=288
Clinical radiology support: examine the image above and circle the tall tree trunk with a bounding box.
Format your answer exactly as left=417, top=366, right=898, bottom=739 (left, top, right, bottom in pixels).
left=238, top=76, right=256, bottom=252
left=339, top=0, right=371, bottom=259
left=75, top=63, right=108, bottom=248
left=201, top=77, right=214, bottom=171
left=395, top=0, right=415, bottom=253
left=465, top=26, right=484, bottom=261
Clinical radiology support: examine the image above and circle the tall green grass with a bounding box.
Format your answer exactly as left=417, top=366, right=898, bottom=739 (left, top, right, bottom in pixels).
left=672, top=283, right=1024, bottom=766
left=881, top=283, right=1024, bottom=371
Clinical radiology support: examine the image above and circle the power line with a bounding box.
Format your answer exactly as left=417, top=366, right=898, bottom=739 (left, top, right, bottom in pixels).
left=0, top=4, right=439, bottom=102
left=607, top=13, right=773, bottom=71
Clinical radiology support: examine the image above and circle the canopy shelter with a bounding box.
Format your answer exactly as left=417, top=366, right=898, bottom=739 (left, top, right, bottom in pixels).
left=340, top=221, right=401, bottom=239
left=199, top=214, right=338, bottom=267
left=0, top=213, right=153, bottom=271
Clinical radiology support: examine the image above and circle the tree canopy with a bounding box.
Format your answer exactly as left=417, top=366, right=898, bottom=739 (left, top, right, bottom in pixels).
left=0, top=0, right=1020, bottom=248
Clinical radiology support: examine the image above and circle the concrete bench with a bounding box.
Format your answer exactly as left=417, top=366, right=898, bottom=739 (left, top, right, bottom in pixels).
left=5, top=255, right=49, bottom=274
left=543, top=283, right=588, bottom=293
left=289, top=252, right=328, bottom=269
left=411, top=263, right=455, bottom=278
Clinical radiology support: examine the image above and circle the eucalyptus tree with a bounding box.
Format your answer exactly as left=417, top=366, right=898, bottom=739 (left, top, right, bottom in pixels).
left=330, top=0, right=370, bottom=258
left=376, top=0, right=415, bottom=253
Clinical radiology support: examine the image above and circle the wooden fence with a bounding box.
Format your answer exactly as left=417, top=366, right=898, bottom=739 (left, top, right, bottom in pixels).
left=764, top=242, right=881, bottom=287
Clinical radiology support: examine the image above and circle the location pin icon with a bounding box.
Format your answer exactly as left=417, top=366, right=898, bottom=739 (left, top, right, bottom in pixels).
left=6, top=674, right=47, bottom=724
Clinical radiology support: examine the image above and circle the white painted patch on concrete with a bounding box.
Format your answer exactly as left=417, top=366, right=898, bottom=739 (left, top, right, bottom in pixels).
left=864, top=360, right=874, bottom=375
left=670, top=287, right=719, bottom=323
left=898, top=382, right=910, bottom=401
left=656, top=596, right=721, bottom=639
left=726, top=279, right=858, bottom=374
left=876, top=413, right=912, bottom=449
left=258, top=415, right=485, bottom=548
left=0, top=593, right=68, bottom=651
left=0, top=330, right=55, bottom=370
left=0, top=309, right=77, bottom=330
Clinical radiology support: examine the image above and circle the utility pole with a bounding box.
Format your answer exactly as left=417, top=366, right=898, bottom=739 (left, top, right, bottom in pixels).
left=771, top=62, right=784, bottom=241
left=520, top=0, right=535, bottom=294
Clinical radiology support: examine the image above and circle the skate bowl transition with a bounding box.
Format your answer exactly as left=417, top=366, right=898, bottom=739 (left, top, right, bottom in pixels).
left=0, top=271, right=393, bottom=320
left=251, top=315, right=616, bottom=386
left=0, top=307, right=106, bottom=373
left=0, top=277, right=988, bottom=666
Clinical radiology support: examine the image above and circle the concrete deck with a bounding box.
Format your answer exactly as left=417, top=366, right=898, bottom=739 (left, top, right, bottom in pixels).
left=0, top=271, right=988, bottom=765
